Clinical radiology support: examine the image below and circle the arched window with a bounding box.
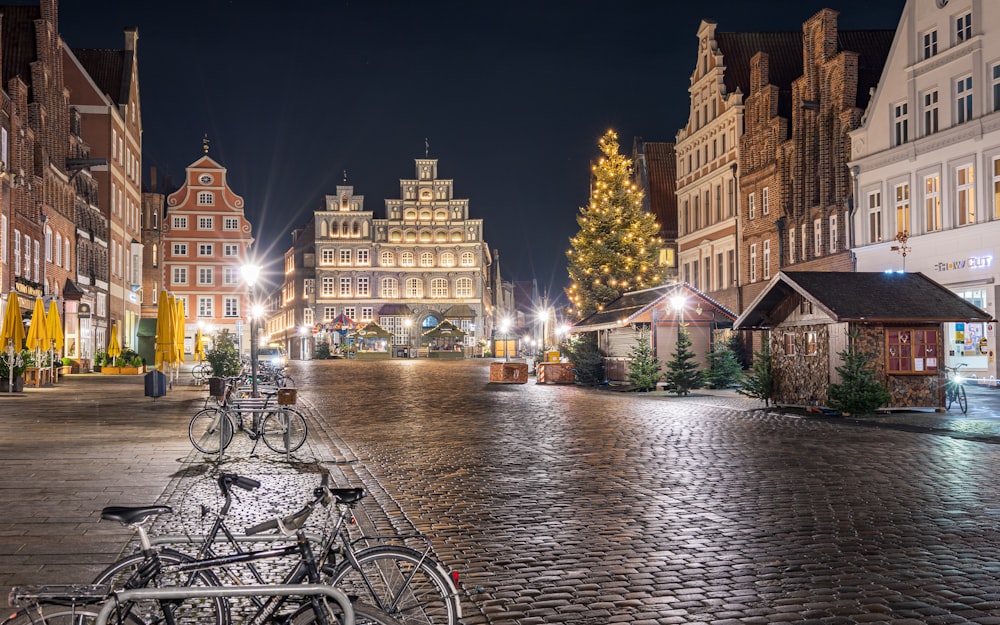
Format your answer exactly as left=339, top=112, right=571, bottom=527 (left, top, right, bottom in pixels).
left=456, top=278, right=473, bottom=297
left=461, top=252, right=475, bottom=267
left=55, top=233, right=62, bottom=266
left=440, top=252, right=455, bottom=267
left=420, top=252, right=434, bottom=267
left=422, top=315, right=439, bottom=330
left=431, top=278, right=449, bottom=298
left=405, top=278, right=423, bottom=297
left=401, top=252, right=414, bottom=267
left=44, top=226, right=53, bottom=262
left=380, top=251, right=394, bottom=266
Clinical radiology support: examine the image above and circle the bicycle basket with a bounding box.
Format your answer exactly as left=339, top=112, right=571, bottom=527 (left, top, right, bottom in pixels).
left=277, top=388, right=297, bottom=405
left=208, top=376, right=226, bottom=398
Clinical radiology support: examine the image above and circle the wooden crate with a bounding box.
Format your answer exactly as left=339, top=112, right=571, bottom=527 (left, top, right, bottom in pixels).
left=489, top=362, right=529, bottom=384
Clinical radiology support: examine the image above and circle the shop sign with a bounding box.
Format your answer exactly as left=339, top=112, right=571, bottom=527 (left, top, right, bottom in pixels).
left=933, top=254, right=993, bottom=272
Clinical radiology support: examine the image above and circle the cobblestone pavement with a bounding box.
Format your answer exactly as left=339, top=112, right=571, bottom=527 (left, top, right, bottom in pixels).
left=4, top=363, right=1000, bottom=625
left=290, top=359, right=1000, bottom=625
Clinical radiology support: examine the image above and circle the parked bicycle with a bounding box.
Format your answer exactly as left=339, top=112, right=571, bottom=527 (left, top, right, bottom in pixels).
left=93, top=472, right=460, bottom=625
left=191, top=362, right=213, bottom=385
left=189, top=379, right=307, bottom=454
left=944, top=363, right=968, bottom=414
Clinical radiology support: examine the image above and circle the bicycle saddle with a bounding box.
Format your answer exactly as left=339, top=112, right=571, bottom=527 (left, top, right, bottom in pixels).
left=101, top=505, right=172, bottom=524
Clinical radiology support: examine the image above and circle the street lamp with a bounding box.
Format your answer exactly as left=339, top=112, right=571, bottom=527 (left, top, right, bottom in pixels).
left=242, top=263, right=261, bottom=397
left=499, top=319, right=511, bottom=362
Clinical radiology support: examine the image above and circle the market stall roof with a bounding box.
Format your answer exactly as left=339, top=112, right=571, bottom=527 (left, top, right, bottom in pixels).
left=422, top=319, right=466, bottom=338
left=735, top=271, right=995, bottom=329
left=572, top=283, right=735, bottom=333
left=352, top=321, right=393, bottom=338
left=444, top=304, right=476, bottom=318
left=378, top=303, right=413, bottom=316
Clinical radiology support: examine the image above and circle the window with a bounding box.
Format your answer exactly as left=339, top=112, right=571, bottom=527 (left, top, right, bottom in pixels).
left=13, top=229, right=20, bottom=275
left=172, top=267, right=187, bottom=285
left=356, top=277, right=369, bottom=296
left=198, top=296, right=213, bottom=318
left=993, top=157, right=1000, bottom=219
left=198, top=267, right=214, bottom=285
left=224, top=297, right=239, bottom=318
left=343, top=307, right=356, bottom=320
left=761, top=187, right=769, bottom=215
left=456, top=278, right=473, bottom=297
left=339, top=249, right=351, bottom=265
left=431, top=278, right=449, bottom=298
left=762, top=240, right=770, bottom=279
left=895, top=183, right=911, bottom=235
left=381, top=278, right=398, bottom=298
left=923, top=90, right=939, bottom=135
left=956, top=164, right=975, bottom=226
left=223, top=267, right=240, bottom=285
left=172, top=216, right=187, bottom=229
left=197, top=216, right=213, bottom=230
left=893, top=102, right=908, bottom=145
left=886, top=327, right=939, bottom=374
left=361, top=307, right=373, bottom=321
left=1, top=215, right=6, bottom=267
left=339, top=277, right=351, bottom=296
left=321, top=249, right=334, bottom=265
left=224, top=217, right=239, bottom=230
left=727, top=250, right=735, bottom=286
left=420, top=252, right=434, bottom=267
left=303, top=308, right=314, bottom=326
left=716, top=253, right=724, bottom=289
left=956, top=75, right=973, bottom=124
left=993, top=64, right=1000, bottom=113
left=747, top=192, right=756, bottom=220
left=224, top=244, right=239, bottom=257
left=323, top=307, right=336, bottom=322
left=401, top=252, right=414, bottom=267
left=922, top=30, right=938, bottom=59
left=44, top=227, right=52, bottom=262
left=405, top=278, right=423, bottom=297
left=357, top=249, right=370, bottom=266
left=804, top=332, right=818, bottom=356
left=173, top=243, right=188, bottom=256
left=813, top=219, right=822, bottom=256
left=440, top=252, right=456, bottom=267
left=801, top=224, right=808, bottom=261
left=788, top=228, right=796, bottom=263
left=749, top=243, right=757, bottom=283
left=198, top=243, right=213, bottom=256
left=925, top=174, right=942, bottom=232
left=868, top=191, right=882, bottom=242
left=380, top=251, right=394, bottom=266
left=956, top=12, right=972, bottom=43
left=783, top=333, right=796, bottom=356
left=829, top=215, right=838, bottom=253
left=321, top=277, right=335, bottom=296
left=197, top=192, right=214, bottom=206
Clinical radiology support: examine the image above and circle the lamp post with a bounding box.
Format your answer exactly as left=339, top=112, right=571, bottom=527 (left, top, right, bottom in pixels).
left=242, top=263, right=261, bottom=398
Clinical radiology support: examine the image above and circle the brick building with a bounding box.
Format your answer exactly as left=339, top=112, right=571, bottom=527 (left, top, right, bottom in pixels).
left=632, top=139, right=678, bottom=284
left=739, top=9, right=893, bottom=308
left=162, top=150, right=254, bottom=357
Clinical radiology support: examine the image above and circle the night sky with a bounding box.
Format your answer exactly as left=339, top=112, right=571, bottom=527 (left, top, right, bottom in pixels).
left=54, top=0, right=905, bottom=300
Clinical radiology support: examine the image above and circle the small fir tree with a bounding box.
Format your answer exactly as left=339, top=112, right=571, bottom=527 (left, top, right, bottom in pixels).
left=565, top=130, right=663, bottom=319
left=206, top=330, right=242, bottom=377
left=561, top=333, right=605, bottom=385
left=703, top=338, right=743, bottom=389
left=662, top=326, right=701, bottom=396
left=738, top=338, right=774, bottom=407
left=626, top=326, right=661, bottom=391
left=827, top=329, right=892, bottom=416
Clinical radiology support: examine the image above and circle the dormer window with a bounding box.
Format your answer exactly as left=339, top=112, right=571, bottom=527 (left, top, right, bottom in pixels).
left=198, top=192, right=214, bottom=206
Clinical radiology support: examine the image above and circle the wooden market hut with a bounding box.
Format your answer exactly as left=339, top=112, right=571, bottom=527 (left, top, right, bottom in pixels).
left=734, top=271, right=994, bottom=410
left=571, top=283, right=736, bottom=382
left=351, top=321, right=393, bottom=360
left=422, top=320, right=466, bottom=359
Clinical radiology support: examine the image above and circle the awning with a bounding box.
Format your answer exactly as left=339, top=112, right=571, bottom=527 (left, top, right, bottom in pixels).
left=444, top=304, right=476, bottom=318
left=378, top=303, right=414, bottom=316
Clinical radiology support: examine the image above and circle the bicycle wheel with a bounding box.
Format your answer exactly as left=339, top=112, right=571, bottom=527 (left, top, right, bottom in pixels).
left=2, top=603, right=146, bottom=625
left=280, top=375, right=295, bottom=388
left=188, top=408, right=234, bottom=454
left=92, top=548, right=229, bottom=625
left=291, top=600, right=404, bottom=625
left=261, top=407, right=308, bottom=453
left=325, top=546, right=460, bottom=625
left=956, top=384, right=968, bottom=414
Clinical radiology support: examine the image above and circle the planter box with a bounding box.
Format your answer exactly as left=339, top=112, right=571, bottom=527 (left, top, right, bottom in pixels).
left=0, top=376, right=24, bottom=392
left=57, top=366, right=72, bottom=376
left=101, top=366, right=145, bottom=375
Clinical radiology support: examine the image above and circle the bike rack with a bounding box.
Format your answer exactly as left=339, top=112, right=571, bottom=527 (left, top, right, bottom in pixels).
left=214, top=400, right=298, bottom=463
left=93, top=584, right=354, bottom=625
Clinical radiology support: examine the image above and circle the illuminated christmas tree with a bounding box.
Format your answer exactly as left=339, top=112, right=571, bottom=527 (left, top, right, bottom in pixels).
left=565, top=130, right=662, bottom=319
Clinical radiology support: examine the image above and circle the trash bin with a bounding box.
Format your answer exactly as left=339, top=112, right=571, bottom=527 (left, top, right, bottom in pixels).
left=144, top=369, right=168, bottom=398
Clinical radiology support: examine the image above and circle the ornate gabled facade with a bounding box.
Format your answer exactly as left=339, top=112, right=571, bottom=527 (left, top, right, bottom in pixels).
left=849, top=0, right=999, bottom=382
left=632, top=139, right=678, bottom=283
left=163, top=152, right=254, bottom=356
left=739, top=9, right=893, bottom=308
left=308, top=158, right=493, bottom=357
